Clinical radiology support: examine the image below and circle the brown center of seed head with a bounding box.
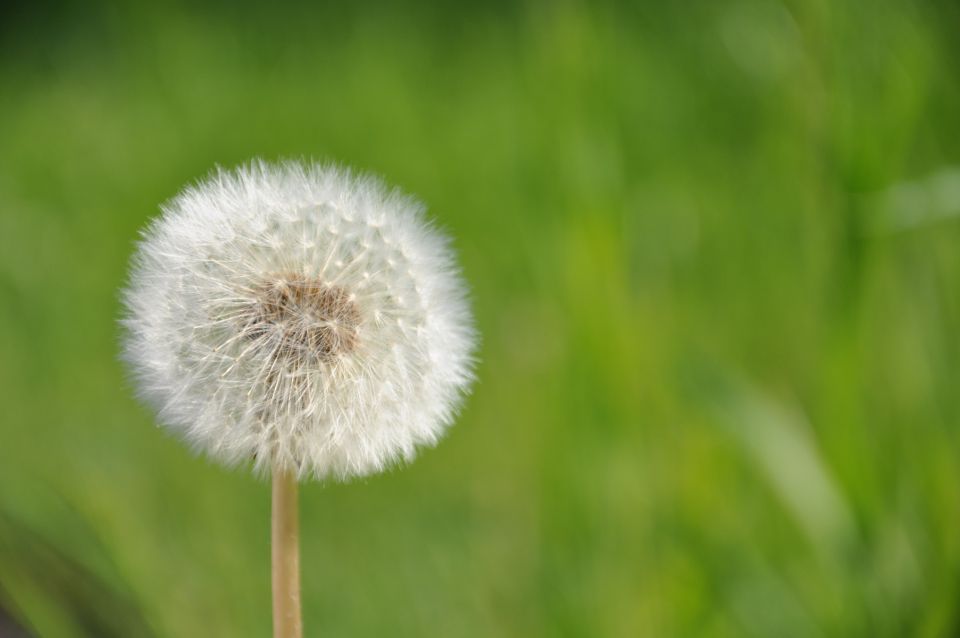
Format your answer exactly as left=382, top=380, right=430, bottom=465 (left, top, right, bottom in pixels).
left=248, top=274, right=361, bottom=361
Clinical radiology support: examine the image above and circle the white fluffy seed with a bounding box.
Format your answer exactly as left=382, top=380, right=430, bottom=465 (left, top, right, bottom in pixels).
left=121, top=160, right=477, bottom=481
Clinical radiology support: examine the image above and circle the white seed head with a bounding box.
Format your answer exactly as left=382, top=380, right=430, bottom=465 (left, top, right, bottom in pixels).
left=121, top=160, right=476, bottom=481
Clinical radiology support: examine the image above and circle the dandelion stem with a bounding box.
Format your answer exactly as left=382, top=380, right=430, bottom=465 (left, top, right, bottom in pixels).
left=272, top=465, right=303, bottom=638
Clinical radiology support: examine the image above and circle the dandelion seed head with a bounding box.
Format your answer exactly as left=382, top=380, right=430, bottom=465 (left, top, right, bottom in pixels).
left=122, top=160, right=476, bottom=481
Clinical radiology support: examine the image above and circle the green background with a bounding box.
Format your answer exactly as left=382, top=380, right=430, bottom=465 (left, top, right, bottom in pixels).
left=2, top=1, right=960, bottom=635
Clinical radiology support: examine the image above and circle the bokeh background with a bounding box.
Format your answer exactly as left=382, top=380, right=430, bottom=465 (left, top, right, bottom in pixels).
left=2, top=1, right=960, bottom=636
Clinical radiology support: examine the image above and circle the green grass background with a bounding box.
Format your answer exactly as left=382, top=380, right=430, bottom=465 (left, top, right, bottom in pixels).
left=2, top=1, right=960, bottom=635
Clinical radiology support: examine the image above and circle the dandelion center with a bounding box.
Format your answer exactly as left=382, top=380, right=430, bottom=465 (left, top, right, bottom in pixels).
left=247, top=274, right=361, bottom=362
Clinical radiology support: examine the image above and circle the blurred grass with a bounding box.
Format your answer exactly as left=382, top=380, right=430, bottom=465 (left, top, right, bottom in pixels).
left=1, top=0, right=960, bottom=635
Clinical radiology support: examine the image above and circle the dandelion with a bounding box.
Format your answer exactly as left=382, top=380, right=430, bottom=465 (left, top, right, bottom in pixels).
left=121, top=160, right=476, bottom=637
